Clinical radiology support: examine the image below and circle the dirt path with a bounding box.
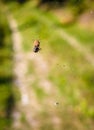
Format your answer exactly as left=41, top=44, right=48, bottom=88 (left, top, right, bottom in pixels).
left=6, top=11, right=62, bottom=130
left=26, top=52, right=55, bottom=93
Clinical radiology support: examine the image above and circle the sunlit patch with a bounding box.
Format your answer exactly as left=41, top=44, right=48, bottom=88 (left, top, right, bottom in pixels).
left=21, top=93, right=29, bottom=105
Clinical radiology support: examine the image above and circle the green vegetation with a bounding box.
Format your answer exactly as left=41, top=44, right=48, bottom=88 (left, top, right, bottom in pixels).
left=62, top=24, right=94, bottom=54
left=5, top=0, right=94, bottom=129
left=0, top=6, right=14, bottom=130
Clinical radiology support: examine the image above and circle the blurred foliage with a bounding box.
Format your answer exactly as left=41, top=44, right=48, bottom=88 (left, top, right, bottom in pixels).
left=0, top=6, right=15, bottom=130
left=38, top=0, right=94, bottom=16
left=0, top=26, right=5, bottom=48
left=2, top=0, right=29, bottom=4
left=38, top=0, right=86, bottom=7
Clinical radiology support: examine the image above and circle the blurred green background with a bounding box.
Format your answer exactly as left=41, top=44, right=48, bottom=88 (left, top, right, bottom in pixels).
left=0, top=0, right=94, bottom=130
left=0, top=4, right=15, bottom=129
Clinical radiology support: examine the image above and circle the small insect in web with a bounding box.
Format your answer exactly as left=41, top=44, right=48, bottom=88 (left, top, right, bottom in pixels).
left=33, top=40, right=40, bottom=53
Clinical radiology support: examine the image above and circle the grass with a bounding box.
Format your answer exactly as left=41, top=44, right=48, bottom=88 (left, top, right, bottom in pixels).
left=32, top=81, right=47, bottom=101
left=6, top=1, right=94, bottom=129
